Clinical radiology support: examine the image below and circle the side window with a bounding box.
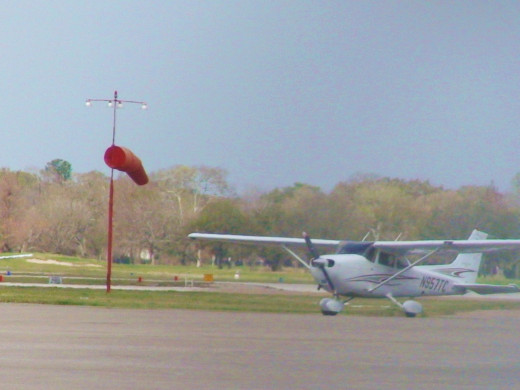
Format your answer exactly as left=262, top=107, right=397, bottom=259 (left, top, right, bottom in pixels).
left=378, top=252, right=394, bottom=267
left=396, top=258, right=409, bottom=269
left=364, top=247, right=376, bottom=263
left=379, top=252, right=407, bottom=269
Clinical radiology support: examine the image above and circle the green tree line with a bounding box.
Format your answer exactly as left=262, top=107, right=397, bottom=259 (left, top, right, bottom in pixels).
left=2, top=162, right=520, bottom=277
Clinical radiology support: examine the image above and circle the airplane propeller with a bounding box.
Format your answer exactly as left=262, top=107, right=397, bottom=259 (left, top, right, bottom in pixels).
left=303, top=232, right=337, bottom=296
left=303, top=232, right=320, bottom=260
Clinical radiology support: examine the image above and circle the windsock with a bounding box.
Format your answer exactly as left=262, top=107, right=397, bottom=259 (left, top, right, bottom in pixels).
left=104, top=145, right=149, bottom=185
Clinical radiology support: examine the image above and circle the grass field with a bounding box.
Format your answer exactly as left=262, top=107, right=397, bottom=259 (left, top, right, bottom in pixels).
left=0, top=253, right=519, bottom=317
left=0, top=286, right=519, bottom=317
left=0, top=253, right=314, bottom=283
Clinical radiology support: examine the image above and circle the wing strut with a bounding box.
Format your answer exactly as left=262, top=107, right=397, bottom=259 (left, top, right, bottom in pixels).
left=367, top=248, right=442, bottom=293
left=281, top=245, right=311, bottom=270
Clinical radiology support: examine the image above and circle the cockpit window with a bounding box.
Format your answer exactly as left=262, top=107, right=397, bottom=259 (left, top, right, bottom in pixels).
left=336, top=242, right=374, bottom=256
left=378, top=252, right=394, bottom=267
left=378, top=252, right=408, bottom=269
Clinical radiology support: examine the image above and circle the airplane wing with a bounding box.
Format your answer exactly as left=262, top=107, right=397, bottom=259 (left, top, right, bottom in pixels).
left=0, top=254, right=32, bottom=260
left=453, top=283, right=520, bottom=295
left=373, top=239, right=520, bottom=255
left=189, top=233, right=520, bottom=254
left=188, top=233, right=341, bottom=251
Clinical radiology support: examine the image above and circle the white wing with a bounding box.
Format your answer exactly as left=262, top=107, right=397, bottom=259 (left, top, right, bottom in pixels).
left=189, top=232, right=520, bottom=255
left=188, top=233, right=340, bottom=250
left=374, top=239, right=520, bottom=255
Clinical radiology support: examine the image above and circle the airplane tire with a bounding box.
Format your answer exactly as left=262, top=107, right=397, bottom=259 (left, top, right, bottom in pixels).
left=321, top=310, right=339, bottom=316
left=402, top=300, right=422, bottom=318
left=319, top=298, right=344, bottom=316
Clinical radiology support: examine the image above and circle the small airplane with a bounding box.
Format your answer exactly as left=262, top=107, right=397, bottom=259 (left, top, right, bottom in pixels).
left=188, top=230, right=520, bottom=317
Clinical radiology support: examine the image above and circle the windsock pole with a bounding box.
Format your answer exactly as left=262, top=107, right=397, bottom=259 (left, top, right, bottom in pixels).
left=106, top=91, right=117, bottom=293
left=107, top=169, right=114, bottom=292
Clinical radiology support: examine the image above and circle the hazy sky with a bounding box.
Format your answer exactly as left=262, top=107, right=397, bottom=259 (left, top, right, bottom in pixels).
left=2, top=1, right=520, bottom=193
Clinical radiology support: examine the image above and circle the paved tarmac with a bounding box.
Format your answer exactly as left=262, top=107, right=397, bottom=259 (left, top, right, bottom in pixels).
left=0, top=304, right=518, bottom=389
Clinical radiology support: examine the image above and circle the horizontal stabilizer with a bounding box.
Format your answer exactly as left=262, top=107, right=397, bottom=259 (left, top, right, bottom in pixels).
left=454, top=283, right=520, bottom=295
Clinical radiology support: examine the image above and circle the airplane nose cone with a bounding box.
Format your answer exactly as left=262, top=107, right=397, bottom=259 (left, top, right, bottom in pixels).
left=311, top=258, right=327, bottom=267
left=312, top=257, right=336, bottom=268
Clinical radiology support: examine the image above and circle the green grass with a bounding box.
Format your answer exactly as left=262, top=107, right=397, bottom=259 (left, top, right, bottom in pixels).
left=0, top=287, right=321, bottom=312
left=0, top=286, right=518, bottom=317
left=0, top=253, right=314, bottom=283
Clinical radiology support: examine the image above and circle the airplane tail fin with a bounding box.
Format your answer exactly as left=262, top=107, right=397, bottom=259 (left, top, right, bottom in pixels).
left=446, top=229, right=488, bottom=283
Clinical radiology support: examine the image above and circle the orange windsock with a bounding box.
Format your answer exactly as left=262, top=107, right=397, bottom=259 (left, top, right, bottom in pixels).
left=104, top=145, right=149, bottom=185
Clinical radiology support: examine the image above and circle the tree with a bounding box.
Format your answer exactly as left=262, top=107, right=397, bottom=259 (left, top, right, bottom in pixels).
left=141, top=166, right=234, bottom=264
left=329, top=178, right=441, bottom=241
left=189, top=198, right=256, bottom=267
left=43, top=159, right=72, bottom=183
left=112, top=177, right=176, bottom=264
left=71, top=171, right=109, bottom=258
left=153, top=165, right=233, bottom=222
left=0, top=169, right=40, bottom=251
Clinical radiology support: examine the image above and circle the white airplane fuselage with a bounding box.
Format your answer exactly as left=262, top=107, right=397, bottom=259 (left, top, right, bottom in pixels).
left=310, top=254, right=461, bottom=298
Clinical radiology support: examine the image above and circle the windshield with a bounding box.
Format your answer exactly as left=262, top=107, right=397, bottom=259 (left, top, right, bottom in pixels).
left=336, top=241, right=374, bottom=255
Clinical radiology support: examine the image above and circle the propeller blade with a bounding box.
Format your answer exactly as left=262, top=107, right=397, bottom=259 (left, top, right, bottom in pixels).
left=303, top=232, right=337, bottom=295
left=319, top=265, right=337, bottom=296
left=303, top=232, right=320, bottom=259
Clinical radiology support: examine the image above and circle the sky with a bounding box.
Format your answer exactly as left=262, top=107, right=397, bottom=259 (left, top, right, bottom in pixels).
left=2, top=1, right=520, bottom=194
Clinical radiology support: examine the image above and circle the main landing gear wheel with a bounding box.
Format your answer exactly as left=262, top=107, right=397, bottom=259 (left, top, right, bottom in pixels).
left=319, top=298, right=344, bottom=316
left=402, top=300, right=423, bottom=317
left=386, top=293, right=423, bottom=317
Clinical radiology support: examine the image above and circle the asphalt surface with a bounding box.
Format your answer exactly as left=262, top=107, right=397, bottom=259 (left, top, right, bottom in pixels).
left=0, top=304, right=518, bottom=389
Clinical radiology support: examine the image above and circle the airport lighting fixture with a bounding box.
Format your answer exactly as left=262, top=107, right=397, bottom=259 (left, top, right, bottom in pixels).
left=85, top=90, right=148, bottom=293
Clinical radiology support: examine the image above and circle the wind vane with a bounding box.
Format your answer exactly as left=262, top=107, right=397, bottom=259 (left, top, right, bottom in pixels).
left=86, top=90, right=149, bottom=292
